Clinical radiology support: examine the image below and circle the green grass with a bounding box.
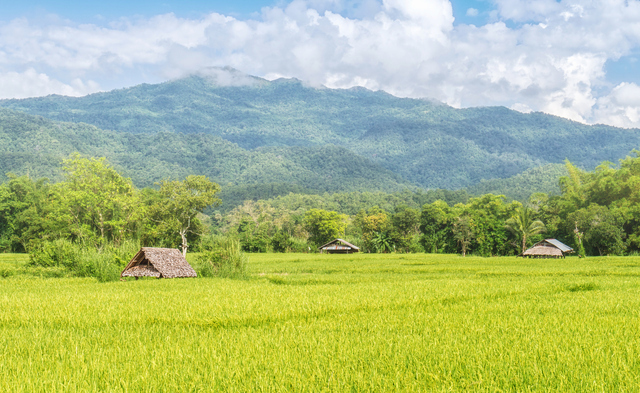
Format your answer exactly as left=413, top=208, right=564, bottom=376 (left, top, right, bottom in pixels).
left=2, top=253, right=640, bottom=391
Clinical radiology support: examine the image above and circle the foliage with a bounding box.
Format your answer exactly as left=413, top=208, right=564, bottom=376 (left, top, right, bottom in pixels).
left=303, top=209, right=348, bottom=247
left=0, top=174, right=56, bottom=252
left=505, top=205, right=547, bottom=253
left=453, top=216, right=475, bottom=257
left=539, top=152, right=640, bottom=255
left=270, top=229, right=294, bottom=253
left=28, top=238, right=138, bottom=282
left=197, top=237, right=248, bottom=279
left=370, top=231, right=393, bottom=253
left=154, top=175, right=221, bottom=256
left=568, top=205, right=626, bottom=256
left=353, top=206, right=390, bottom=252
left=2, top=149, right=640, bottom=259
left=466, top=164, right=568, bottom=202
left=57, top=154, right=141, bottom=247
left=420, top=200, right=453, bottom=253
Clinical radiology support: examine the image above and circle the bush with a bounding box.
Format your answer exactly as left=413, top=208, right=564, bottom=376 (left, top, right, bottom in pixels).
left=28, top=239, right=139, bottom=282
left=198, top=237, right=248, bottom=279
left=271, top=230, right=293, bottom=253
left=240, top=233, right=270, bottom=253
left=290, top=237, right=312, bottom=253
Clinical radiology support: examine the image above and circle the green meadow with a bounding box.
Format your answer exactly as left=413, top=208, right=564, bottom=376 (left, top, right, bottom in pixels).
left=1, top=253, right=640, bottom=392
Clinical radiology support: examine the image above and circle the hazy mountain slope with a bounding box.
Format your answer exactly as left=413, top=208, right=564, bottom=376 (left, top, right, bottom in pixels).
left=0, top=109, right=412, bottom=192
left=2, top=70, right=640, bottom=188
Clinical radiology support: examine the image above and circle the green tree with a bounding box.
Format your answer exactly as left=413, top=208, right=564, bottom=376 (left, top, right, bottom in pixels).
left=0, top=175, right=56, bottom=252
left=271, top=229, right=294, bottom=253
left=303, top=209, right=348, bottom=247
left=56, top=154, right=141, bottom=247
left=390, top=205, right=420, bottom=252
left=353, top=206, right=389, bottom=252
left=453, top=216, right=474, bottom=257
left=420, top=200, right=452, bottom=253
left=569, top=205, right=625, bottom=256
left=505, top=205, right=546, bottom=254
left=465, top=194, right=517, bottom=256
left=156, top=175, right=221, bottom=256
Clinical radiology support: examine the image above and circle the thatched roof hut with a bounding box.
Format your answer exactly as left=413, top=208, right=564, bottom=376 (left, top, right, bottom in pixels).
left=319, top=239, right=360, bottom=254
left=121, top=247, right=197, bottom=279
left=520, top=239, right=574, bottom=259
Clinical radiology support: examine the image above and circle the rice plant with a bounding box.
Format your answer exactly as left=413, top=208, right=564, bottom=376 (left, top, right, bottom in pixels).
left=1, top=253, right=639, bottom=391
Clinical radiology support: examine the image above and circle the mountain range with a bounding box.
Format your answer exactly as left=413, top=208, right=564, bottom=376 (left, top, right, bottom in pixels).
left=1, top=67, right=639, bottom=200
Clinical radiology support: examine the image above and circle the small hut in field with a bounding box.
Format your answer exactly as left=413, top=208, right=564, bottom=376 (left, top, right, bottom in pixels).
left=318, top=239, right=360, bottom=254
left=520, top=239, right=574, bottom=259
left=121, top=247, right=197, bottom=279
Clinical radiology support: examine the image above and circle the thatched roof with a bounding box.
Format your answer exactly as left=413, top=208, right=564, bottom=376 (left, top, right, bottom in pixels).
left=522, top=245, right=564, bottom=257
left=121, top=247, right=197, bottom=278
left=318, top=238, right=360, bottom=253
left=520, top=239, right=573, bottom=258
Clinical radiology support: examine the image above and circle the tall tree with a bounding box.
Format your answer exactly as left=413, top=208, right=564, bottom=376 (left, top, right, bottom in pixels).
left=420, top=200, right=451, bottom=253
left=57, top=154, right=140, bottom=247
left=505, top=205, right=546, bottom=254
left=0, top=175, right=55, bottom=252
left=156, top=175, right=221, bottom=256
left=354, top=206, right=389, bottom=252
left=453, top=216, right=474, bottom=257
left=303, top=209, right=348, bottom=247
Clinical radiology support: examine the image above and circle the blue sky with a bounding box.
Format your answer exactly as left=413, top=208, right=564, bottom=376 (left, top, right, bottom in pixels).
left=1, top=0, right=640, bottom=128
left=3, top=0, right=493, bottom=22
left=1, top=1, right=275, bottom=21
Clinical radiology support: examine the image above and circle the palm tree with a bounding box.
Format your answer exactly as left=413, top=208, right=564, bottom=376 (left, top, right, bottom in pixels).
left=505, top=206, right=546, bottom=254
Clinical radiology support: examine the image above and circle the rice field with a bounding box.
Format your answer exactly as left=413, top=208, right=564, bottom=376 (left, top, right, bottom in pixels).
left=1, top=253, right=640, bottom=392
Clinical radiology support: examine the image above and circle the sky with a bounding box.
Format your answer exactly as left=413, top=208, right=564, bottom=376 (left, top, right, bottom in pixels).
left=2, top=0, right=640, bottom=128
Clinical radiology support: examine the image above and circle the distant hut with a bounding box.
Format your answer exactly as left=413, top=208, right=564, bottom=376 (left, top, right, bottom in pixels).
left=520, top=239, right=574, bottom=259
left=318, top=239, right=360, bottom=254
left=121, top=247, right=197, bottom=279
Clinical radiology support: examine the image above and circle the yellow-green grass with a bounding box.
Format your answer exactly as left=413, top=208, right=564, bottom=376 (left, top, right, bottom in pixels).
left=0, top=253, right=29, bottom=277
left=2, top=253, right=640, bottom=392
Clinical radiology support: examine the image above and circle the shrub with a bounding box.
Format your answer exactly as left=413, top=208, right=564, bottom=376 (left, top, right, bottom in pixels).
left=290, top=237, right=312, bottom=253
left=28, top=239, right=139, bottom=282
left=198, top=237, right=248, bottom=279
left=271, top=230, right=293, bottom=253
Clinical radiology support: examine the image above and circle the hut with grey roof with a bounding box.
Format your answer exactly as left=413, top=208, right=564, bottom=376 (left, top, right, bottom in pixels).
left=520, top=239, right=574, bottom=259
left=319, top=239, right=360, bottom=254
left=121, top=247, right=197, bottom=279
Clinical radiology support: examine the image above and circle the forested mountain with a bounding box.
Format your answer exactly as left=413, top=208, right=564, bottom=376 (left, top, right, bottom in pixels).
left=2, top=68, right=640, bottom=189
left=465, top=164, right=568, bottom=201
left=0, top=109, right=411, bottom=192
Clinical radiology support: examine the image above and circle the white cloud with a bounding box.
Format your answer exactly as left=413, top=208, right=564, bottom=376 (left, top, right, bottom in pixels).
left=1, top=0, right=640, bottom=127
left=0, top=68, right=98, bottom=99
left=594, top=83, right=640, bottom=127
left=466, top=8, right=478, bottom=17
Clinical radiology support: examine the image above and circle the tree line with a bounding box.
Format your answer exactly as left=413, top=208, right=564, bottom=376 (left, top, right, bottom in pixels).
left=0, top=154, right=219, bottom=255
left=2, top=152, right=639, bottom=264
left=219, top=151, right=640, bottom=257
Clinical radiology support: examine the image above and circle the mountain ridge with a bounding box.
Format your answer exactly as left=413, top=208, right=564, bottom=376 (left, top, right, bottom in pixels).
left=0, top=108, right=413, bottom=193
left=1, top=69, right=640, bottom=190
